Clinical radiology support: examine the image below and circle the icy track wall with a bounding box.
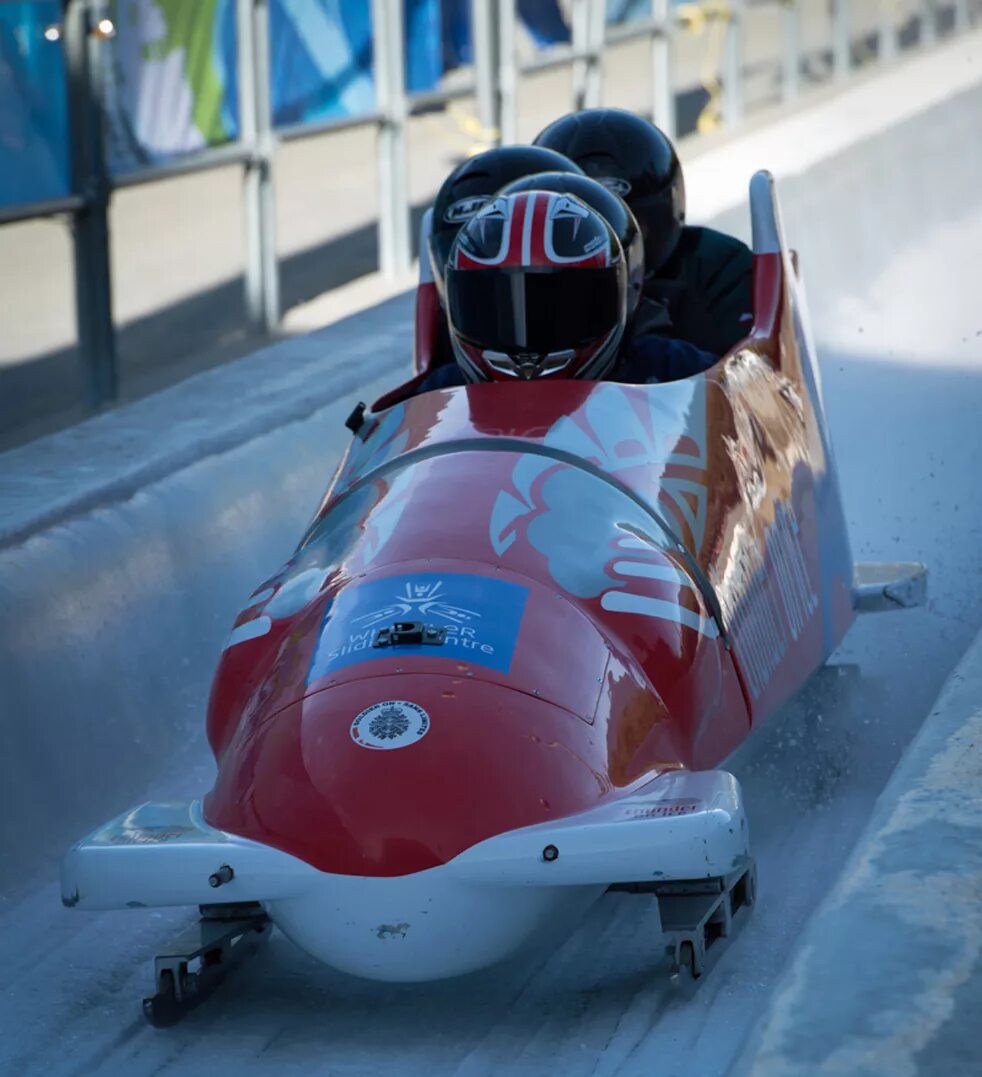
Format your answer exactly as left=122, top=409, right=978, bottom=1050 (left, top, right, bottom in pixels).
left=739, top=627, right=982, bottom=1074
left=0, top=321, right=410, bottom=891
left=1, top=38, right=981, bottom=896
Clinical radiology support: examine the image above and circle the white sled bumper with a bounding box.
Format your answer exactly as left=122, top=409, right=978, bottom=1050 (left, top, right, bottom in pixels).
left=61, top=800, right=314, bottom=910
left=448, top=768, right=748, bottom=885
left=62, top=770, right=748, bottom=981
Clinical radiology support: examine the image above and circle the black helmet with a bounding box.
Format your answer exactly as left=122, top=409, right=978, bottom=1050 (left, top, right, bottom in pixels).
left=534, top=108, right=685, bottom=273
left=428, top=145, right=584, bottom=298
left=446, top=191, right=628, bottom=383
left=499, top=171, right=645, bottom=316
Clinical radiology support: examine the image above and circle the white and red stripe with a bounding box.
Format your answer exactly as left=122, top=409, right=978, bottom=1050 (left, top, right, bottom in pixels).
left=452, top=192, right=616, bottom=271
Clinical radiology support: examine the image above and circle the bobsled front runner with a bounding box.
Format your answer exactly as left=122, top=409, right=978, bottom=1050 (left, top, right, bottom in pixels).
left=62, top=172, right=919, bottom=1020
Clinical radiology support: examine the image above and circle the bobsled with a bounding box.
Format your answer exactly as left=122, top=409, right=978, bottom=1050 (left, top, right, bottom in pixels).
left=62, top=172, right=925, bottom=1023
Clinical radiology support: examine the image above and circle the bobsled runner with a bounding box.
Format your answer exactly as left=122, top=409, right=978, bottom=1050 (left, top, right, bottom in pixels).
left=62, top=172, right=925, bottom=1023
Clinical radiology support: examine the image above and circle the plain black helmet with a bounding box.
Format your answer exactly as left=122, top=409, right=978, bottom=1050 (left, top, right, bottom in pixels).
left=534, top=108, right=685, bottom=274
left=428, top=145, right=584, bottom=298
left=499, top=171, right=645, bottom=316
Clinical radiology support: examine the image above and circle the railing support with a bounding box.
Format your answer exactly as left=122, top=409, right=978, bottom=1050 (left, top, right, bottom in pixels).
left=572, top=0, right=604, bottom=110
left=65, top=0, right=117, bottom=408
left=832, top=0, right=851, bottom=79
left=921, top=0, right=938, bottom=44
left=723, top=0, right=745, bottom=127
left=372, top=0, right=411, bottom=275
left=782, top=0, right=800, bottom=102
left=473, top=0, right=502, bottom=148
left=651, top=0, right=675, bottom=138
left=239, top=0, right=280, bottom=331
left=878, top=0, right=899, bottom=61
left=497, top=0, right=518, bottom=145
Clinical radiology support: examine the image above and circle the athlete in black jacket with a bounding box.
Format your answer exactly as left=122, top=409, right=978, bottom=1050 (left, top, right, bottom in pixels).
left=535, top=108, right=754, bottom=359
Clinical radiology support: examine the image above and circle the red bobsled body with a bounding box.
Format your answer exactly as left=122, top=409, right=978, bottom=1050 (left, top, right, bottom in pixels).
left=203, top=174, right=854, bottom=881
left=64, top=173, right=874, bottom=988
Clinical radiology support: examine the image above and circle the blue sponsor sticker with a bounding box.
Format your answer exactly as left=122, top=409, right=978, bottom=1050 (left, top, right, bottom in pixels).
left=308, top=572, right=528, bottom=682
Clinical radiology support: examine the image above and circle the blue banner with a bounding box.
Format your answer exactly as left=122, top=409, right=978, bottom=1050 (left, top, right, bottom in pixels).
left=269, top=0, right=372, bottom=127
left=0, top=1, right=70, bottom=209
left=103, top=0, right=445, bottom=170
left=268, top=0, right=442, bottom=126
left=103, top=0, right=239, bottom=173
left=441, top=0, right=569, bottom=70
left=1, top=0, right=645, bottom=197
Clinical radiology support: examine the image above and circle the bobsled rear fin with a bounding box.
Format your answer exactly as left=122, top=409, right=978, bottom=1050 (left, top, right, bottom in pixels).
left=749, top=170, right=785, bottom=256
left=746, top=171, right=787, bottom=359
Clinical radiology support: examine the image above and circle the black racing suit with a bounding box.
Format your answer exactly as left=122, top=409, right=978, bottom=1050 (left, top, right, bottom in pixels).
left=645, top=226, right=755, bottom=358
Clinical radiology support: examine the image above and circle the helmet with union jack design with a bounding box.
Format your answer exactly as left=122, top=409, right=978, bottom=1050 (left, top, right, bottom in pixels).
left=445, top=190, right=628, bottom=383
left=498, top=171, right=645, bottom=316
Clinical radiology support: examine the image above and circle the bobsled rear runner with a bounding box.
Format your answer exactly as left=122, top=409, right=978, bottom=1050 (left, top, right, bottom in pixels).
left=61, top=172, right=924, bottom=1019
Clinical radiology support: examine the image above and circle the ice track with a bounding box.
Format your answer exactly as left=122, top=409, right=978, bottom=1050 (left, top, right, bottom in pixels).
left=2, top=49, right=981, bottom=1077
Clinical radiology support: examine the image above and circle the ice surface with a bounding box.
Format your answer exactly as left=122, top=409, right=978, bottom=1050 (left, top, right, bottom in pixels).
left=1, top=40, right=982, bottom=1077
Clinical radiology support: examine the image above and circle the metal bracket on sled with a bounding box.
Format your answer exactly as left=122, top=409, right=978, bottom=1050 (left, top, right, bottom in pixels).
left=853, top=562, right=927, bottom=612
left=609, top=859, right=757, bottom=985
left=143, top=902, right=271, bottom=1027
left=373, top=621, right=447, bottom=648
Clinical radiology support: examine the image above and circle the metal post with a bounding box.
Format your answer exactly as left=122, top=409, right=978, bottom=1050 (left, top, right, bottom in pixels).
left=921, top=0, right=937, bottom=44
left=64, top=0, right=117, bottom=407
left=572, top=0, right=587, bottom=110
left=832, top=0, right=851, bottom=80
left=878, top=0, right=898, bottom=61
left=472, top=0, right=501, bottom=148
left=723, top=0, right=744, bottom=128
left=651, top=0, right=675, bottom=138
left=372, top=0, right=411, bottom=276
left=239, top=0, right=279, bottom=331
left=587, top=0, right=606, bottom=108
left=572, top=0, right=603, bottom=110
left=497, top=0, right=518, bottom=145
left=782, top=0, right=800, bottom=102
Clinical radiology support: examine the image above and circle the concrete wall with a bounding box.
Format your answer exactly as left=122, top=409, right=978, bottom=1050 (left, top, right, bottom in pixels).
left=0, top=304, right=409, bottom=890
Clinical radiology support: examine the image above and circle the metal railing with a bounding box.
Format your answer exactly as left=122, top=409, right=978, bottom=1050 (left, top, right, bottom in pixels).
left=0, top=0, right=975, bottom=411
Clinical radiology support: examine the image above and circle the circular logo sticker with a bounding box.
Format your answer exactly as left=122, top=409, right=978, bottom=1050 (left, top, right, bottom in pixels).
left=351, top=701, right=430, bottom=750
left=444, top=195, right=490, bottom=224
left=596, top=175, right=632, bottom=198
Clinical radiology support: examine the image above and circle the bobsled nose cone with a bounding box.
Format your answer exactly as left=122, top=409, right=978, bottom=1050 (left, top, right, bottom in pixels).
left=204, top=672, right=614, bottom=878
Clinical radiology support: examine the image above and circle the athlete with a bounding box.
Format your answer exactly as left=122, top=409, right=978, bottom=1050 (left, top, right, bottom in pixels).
left=497, top=170, right=716, bottom=381
left=534, top=108, right=754, bottom=358
left=414, top=188, right=717, bottom=393
left=419, top=145, right=586, bottom=372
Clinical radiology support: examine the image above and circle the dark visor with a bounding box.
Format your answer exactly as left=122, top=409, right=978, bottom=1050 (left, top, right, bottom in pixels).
left=446, top=268, right=620, bottom=353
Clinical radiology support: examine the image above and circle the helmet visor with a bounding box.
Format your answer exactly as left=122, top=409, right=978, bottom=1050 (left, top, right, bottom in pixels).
left=446, top=267, right=621, bottom=353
